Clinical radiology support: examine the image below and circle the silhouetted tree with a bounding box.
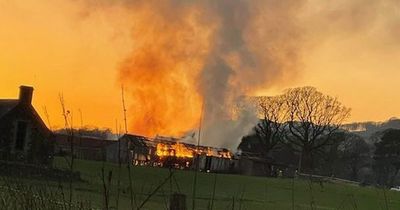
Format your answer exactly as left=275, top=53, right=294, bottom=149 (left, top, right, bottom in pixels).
left=374, top=129, right=400, bottom=186
left=238, top=134, right=264, bottom=156
left=313, top=132, right=345, bottom=176
left=314, top=132, right=372, bottom=181
left=283, top=87, right=351, bottom=173
left=252, top=96, right=287, bottom=158
left=338, top=133, right=370, bottom=181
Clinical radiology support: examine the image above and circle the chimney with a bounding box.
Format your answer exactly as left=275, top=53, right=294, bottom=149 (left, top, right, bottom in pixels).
left=19, top=86, right=34, bottom=105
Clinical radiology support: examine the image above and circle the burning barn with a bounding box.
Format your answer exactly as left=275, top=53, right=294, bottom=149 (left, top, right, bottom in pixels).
left=196, top=148, right=232, bottom=172
left=106, top=133, right=233, bottom=172
left=106, top=134, right=152, bottom=165
left=153, top=135, right=233, bottom=171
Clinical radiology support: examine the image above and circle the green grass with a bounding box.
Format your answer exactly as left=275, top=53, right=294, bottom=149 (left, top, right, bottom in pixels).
left=46, top=157, right=400, bottom=210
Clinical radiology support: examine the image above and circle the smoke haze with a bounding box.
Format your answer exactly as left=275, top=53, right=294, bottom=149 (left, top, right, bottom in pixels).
left=2, top=0, right=400, bottom=147
left=112, top=0, right=306, bottom=148
left=106, top=0, right=400, bottom=148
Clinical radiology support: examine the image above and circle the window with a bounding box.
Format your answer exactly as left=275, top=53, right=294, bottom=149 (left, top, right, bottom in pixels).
left=15, top=121, right=28, bottom=150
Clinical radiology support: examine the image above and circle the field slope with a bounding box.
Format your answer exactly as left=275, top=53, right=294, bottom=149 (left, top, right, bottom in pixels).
left=48, top=157, right=400, bottom=210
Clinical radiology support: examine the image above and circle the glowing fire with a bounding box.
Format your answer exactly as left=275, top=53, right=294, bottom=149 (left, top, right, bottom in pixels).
left=155, top=142, right=232, bottom=160
left=203, top=147, right=232, bottom=159
left=119, top=5, right=213, bottom=137
left=219, top=150, right=232, bottom=159
left=156, top=142, right=194, bottom=158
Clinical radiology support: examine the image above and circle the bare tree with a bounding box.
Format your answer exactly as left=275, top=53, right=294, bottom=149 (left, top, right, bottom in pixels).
left=283, top=87, right=351, bottom=173
left=59, top=93, right=75, bottom=209
left=42, top=106, right=52, bottom=130
left=252, top=95, right=287, bottom=158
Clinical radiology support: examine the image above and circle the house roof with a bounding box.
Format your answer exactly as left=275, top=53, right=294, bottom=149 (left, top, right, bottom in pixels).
left=0, top=99, right=18, bottom=119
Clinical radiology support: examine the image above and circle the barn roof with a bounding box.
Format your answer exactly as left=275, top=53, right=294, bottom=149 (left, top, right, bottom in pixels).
left=0, top=99, right=18, bottom=119
left=120, top=134, right=149, bottom=147
left=54, top=133, right=115, bottom=149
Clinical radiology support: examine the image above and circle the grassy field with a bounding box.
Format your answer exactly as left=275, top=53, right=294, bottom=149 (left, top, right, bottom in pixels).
left=0, top=157, right=398, bottom=209
left=37, top=157, right=399, bottom=210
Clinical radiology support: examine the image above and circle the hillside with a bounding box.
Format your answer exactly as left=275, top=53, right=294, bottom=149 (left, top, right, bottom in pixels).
left=342, top=118, right=400, bottom=140
left=50, top=158, right=400, bottom=210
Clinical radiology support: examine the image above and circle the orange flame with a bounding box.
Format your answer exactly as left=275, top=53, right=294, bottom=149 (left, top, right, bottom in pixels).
left=155, top=142, right=232, bottom=159
left=156, top=142, right=194, bottom=158
left=204, top=147, right=232, bottom=159
left=119, top=6, right=213, bottom=137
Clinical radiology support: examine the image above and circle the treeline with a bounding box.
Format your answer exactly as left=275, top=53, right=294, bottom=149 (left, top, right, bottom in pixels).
left=54, top=127, right=114, bottom=139
left=239, top=86, right=400, bottom=187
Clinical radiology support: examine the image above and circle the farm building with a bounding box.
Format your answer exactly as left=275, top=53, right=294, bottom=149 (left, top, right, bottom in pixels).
left=106, top=133, right=233, bottom=172
left=197, top=154, right=232, bottom=172
left=234, top=154, right=273, bottom=176
left=54, top=133, right=115, bottom=161
left=236, top=135, right=297, bottom=176
left=106, top=134, right=154, bottom=165
left=232, top=149, right=295, bottom=177
left=0, top=86, right=52, bottom=164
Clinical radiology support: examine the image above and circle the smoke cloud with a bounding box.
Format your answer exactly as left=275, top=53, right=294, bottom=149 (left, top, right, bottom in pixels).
left=77, top=0, right=400, bottom=148
left=195, top=0, right=305, bottom=148
left=112, top=0, right=306, bottom=148
left=3, top=0, right=400, bottom=135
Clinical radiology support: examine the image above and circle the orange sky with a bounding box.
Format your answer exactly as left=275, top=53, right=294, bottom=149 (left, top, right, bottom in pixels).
left=1, top=0, right=399, bottom=132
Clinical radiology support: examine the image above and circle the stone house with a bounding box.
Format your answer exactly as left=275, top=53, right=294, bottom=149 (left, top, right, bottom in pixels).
left=0, top=86, right=52, bottom=164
